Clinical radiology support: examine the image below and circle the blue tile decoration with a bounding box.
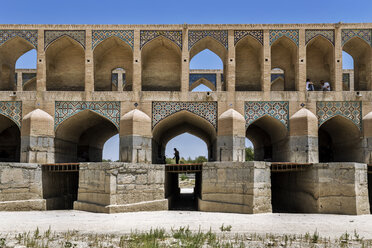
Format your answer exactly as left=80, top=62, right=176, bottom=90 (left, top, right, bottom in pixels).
left=245, top=101, right=289, bottom=129
left=305, top=29, right=335, bottom=45
left=140, top=30, right=182, bottom=49
left=271, top=74, right=284, bottom=82
left=189, top=73, right=216, bottom=88
left=269, top=30, right=299, bottom=46
left=22, top=73, right=36, bottom=86
left=341, top=29, right=371, bottom=46
left=234, top=30, right=263, bottom=45
left=317, top=101, right=361, bottom=129
left=152, top=101, right=217, bottom=129
left=44, top=30, right=86, bottom=50
left=111, top=73, right=118, bottom=87
left=0, top=30, right=38, bottom=48
left=92, top=30, right=134, bottom=49
left=0, top=101, right=22, bottom=128
left=188, top=30, right=228, bottom=50
left=55, top=101, right=120, bottom=130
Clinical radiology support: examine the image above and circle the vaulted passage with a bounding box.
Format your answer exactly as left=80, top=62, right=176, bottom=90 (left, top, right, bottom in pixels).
left=271, top=37, right=298, bottom=91
left=235, top=36, right=263, bottom=91
left=318, top=116, right=362, bottom=162
left=54, top=110, right=118, bottom=163
left=0, top=115, right=20, bottom=162
left=46, top=36, right=85, bottom=91
left=141, top=37, right=181, bottom=91
left=94, top=37, right=133, bottom=91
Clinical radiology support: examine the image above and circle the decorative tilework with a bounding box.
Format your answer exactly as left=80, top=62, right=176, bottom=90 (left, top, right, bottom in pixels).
left=234, top=30, right=263, bottom=45
left=0, top=30, right=38, bottom=48
left=44, top=30, right=86, bottom=50
left=189, top=74, right=216, bottom=87
left=244, top=101, right=289, bottom=128
left=140, top=30, right=182, bottom=49
left=305, top=29, right=335, bottom=45
left=269, top=30, right=299, bottom=46
left=152, top=101, right=217, bottom=129
left=188, top=30, right=228, bottom=50
left=342, top=29, right=372, bottom=46
left=55, top=101, right=120, bottom=130
left=317, top=101, right=362, bottom=129
left=92, top=30, right=134, bottom=49
left=0, top=101, right=22, bottom=128
left=22, top=73, right=36, bottom=86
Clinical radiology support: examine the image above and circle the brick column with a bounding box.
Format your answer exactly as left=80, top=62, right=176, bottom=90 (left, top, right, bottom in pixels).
left=262, top=30, right=271, bottom=92
left=216, top=71, right=222, bottom=91
left=85, top=28, right=94, bottom=95
left=181, top=27, right=189, bottom=98
left=36, top=29, right=46, bottom=92
left=298, top=29, right=306, bottom=91
left=334, top=27, right=342, bottom=92
left=226, top=30, right=235, bottom=92
left=132, top=29, right=141, bottom=100
left=117, top=71, right=123, bottom=91
left=16, top=71, right=22, bottom=91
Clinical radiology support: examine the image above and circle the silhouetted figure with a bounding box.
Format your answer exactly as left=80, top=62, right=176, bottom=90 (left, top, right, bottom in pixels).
left=173, top=148, right=180, bottom=164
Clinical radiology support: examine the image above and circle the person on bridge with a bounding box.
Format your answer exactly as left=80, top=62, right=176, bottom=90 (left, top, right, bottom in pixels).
left=173, top=148, right=180, bottom=164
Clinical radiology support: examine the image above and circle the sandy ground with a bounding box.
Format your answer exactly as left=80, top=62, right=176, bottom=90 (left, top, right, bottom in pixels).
left=0, top=210, right=372, bottom=239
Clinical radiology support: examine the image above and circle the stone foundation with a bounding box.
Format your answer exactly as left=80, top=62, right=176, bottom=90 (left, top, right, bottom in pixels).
left=73, top=162, right=167, bottom=213
left=0, top=163, right=45, bottom=211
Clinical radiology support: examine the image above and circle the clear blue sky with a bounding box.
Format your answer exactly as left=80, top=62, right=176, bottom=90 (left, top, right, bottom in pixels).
left=5, top=0, right=372, bottom=161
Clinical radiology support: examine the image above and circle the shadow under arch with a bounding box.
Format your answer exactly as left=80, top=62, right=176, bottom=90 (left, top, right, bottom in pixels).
left=141, top=36, right=181, bottom=91
left=319, top=115, right=362, bottom=162
left=93, top=36, right=133, bottom=91
left=46, top=36, right=85, bottom=91
left=0, top=114, right=20, bottom=162
left=189, top=77, right=215, bottom=91
left=306, top=35, right=334, bottom=90
left=0, top=37, right=36, bottom=91
left=54, top=109, right=118, bottom=162
left=235, top=35, right=263, bottom=91
left=271, top=36, right=298, bottom=91
left=343, top=37, right=372, bottom=91
left=152, top=110, right=217, bottom=164
left=246, top=115, right=288, bottom=162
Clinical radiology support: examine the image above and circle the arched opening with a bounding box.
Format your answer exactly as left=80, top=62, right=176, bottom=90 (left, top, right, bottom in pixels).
left=46, top=36, right=85, bottom=91
left=271, top=68, right=285, bottom=91
left=235, top=36, right=263, bottom=91
left=94, top=37, right=133, bottom=91
left=152, top=110, right=216, bottom=210
left=343, top=37, right=372, bottom=91
left=271, top=37, right=298, bottom=91
left=189, top=77, right=215, bottom=92
left=246, top=115, right=288, bottom=162
left=0, top=37, right=36, bottom=91
left=55, top=110, right=118, bottom=163
left=318, top=115, right=362, bottom=162
left=342, top=51, right=353, bottom=91
left=306, top=36, right=334, bottom=90
left=102, top=134, right=119, bottom=162
left=141, top=37, right=181, bottom=91
left=15, top=49, right=37, bottom=91
left=190, top=37, right=227, bottom=91
left=0, top=114, right=20, bottom=162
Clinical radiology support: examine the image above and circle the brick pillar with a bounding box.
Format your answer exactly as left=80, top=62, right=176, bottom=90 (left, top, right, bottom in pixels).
left=226, top=30, right=235, bottom=92
left=117, top=71, right=123, bottom=91
left=132, top=29, right=141, bottom=101
left=85, top=28, right=94, bottom=95
left=216, top=71, right=222, bottom=91
left=36, top=29, right=46, bottom=92
left=334, top=27, right=342, bottom=92
left=298, top=29, right=306, bottom=91
left=262, top=30, right=271, bottom=92
left=181, top=27, right=189, bottom=99
left=16, top=71, right=22, bottom=91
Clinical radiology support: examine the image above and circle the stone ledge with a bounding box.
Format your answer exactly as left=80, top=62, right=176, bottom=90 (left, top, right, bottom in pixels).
left=198, top=198, right=271, bottom=214
left=0, top=199, right=46, bottom=211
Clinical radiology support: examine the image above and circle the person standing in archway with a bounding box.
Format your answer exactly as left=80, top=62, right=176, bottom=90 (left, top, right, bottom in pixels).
left=173, top=148, right=180, bottom=164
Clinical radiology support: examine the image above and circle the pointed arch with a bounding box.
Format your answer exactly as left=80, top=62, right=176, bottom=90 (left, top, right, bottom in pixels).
left=141, top=36, right=181, bottom=91
left=235, top=35, right=263, bottom=91
left=152, top=110, right=217, bottom=163
left=0, top=37, right=35, bottom=90
left=271, top=36, right=298, bottom=91
left=189, top=36, right=227, bottom=63
left=0, top=113, right=20, bottom=162
left=306, top=35, right=334, bottom=90
left=319, top=115, right=362, bottom=162
left=94, top=36, right=133, bottom=91
left=55, top=109, right=118, bottom=162
left=46, top=36, right=85, bottom=91
left=246, top=115, right=288, bottom=162
left=189, top=77, right=215, bottom=91
left=343, top=36, right=372, bottom=91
